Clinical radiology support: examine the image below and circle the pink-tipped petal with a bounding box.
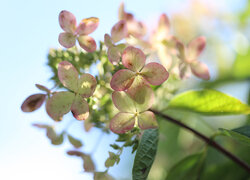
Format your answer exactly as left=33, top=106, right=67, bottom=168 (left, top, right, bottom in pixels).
left=21, top=94, right=46, bottom=112
left=111, top=20, right=128, bottom=43
left=176, top=41, right=186, bottom=60
left=190, top=61, right=210, bottom=80
left=78, top=73, right=97, bottom=98
left=158, top=14, right=170, bottom=34
left=110, top=69, right=135, bottom=91
left=112, top=91, right=136, bottom=113
left=46, top=91, right=75, bottom=121
left=187, top=36, right=206, bottom=60
left=58, top=61, right=79, bottom=92
left=141, top=62, right=169, bottom=85
left=104, top=34, right=113, bottom=48
left=76, top=17, right=99, bottom=35
left=127, top=20, right=147, bottom=39
left=71, top=94, right=89, bottom=120
left=126, top=77, right=154, bottom=112
left=138, top=111, right=158, bottom=130
left=118, top=2, right=125, bottom=20
left=58, top=32, right=76, bottom=48
left=122, top=46, right=146, bottom=72
left=77, top=35, right=97, bottom=52
left=179, top=62, right=190, bottom=79
left=110, top=112, right=135, bottom=134
left=59, top=10, right=77, bottom=33
left=107, top=44, right=126, bottom=65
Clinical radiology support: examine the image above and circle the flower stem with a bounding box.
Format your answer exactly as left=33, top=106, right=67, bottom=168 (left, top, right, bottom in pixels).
left=150, top=108, right=250, bottom=172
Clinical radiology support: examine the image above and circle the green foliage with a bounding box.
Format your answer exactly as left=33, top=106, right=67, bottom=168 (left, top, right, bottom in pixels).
left=165, top=152, right=206, bottom=180
left=233, top=49, right=250, bottom=79
left=220, top=126, right=250, bottom=146
left=67, top=134, right=83, bottom=148
left=105, top=152, right=120, bottom=168
left=132, top=129, right=159, bottom=180
left=168, top=89, right=250, bottom=115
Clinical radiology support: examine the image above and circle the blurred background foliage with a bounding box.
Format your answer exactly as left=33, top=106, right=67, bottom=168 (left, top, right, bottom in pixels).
left=32, top=0, right=250, bottom=179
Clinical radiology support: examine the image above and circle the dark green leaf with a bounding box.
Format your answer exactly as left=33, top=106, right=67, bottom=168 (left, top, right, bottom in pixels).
left=132, top=129, right=159, bottom=180
left=168, top=89, right=250, bottom=115
left=220, top=126, right=250, bottom=145
left=67, top=134, right=83, bottom=148
left=166, top=153, right=206, bottom=180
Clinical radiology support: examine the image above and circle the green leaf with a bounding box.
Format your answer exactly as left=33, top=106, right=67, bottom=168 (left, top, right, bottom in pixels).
left=233, top=49, right=250, bottom=78
left=132, top=129, right=159, bottom=180
left=168, top=89, right=250, bottom=115
left=166, top=153, right=206, bottom=180
left=51, top=133, right=64, bottom=145
left=105, top=152, right=119, bottom=168
left=220, top=126, right=250, bottom=146
left=67, top=134, right=83, bottom=148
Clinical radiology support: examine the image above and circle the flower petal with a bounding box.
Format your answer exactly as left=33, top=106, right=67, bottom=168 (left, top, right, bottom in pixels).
left=71, top=94, right=89, bottom=120
left=126, top=77, right=154, bottom=112
left=138, top=111, right=158, bottom=130
left=77, top=35, right=97, bottom=52
left=58, top=32, right=76, bottom=48
left=46, top=91, right=75, bottom=121
left=35, top=84, right=51, bottom=94
left=122, top=46, right=146, bottom=72
left=107, top=44, right=126, bottom=65
left=58, top=61, right=78, bottom=92
left=190, top=61, right=210, bottom=80
left=110, top=69, right=135, bottom=91
left=76, top=17, right=99, bottom=35
left=112, top=91, right=136, bottom=113
left=59, top=10, right=77, bottom=33
left=21, top=94, right=46, bottom=112
left=176, top=41, right=186, bottom=60
left=110, top=112, right=135, bottom=134
left=104, top=34, right=113, bottom=48
left=111, top=20, right=128, bottom=43
left=179, top=62, right=190, bottom=79
left=141, top=62, right=169, bottom=85
left=187, top=36, right=206, bottom=60
left=158, top=13, right=170, bottom=35
left=77, top=73, right=97, bottom=98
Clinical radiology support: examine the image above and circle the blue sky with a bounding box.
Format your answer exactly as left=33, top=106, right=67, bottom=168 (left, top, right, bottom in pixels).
left=0, top=0, right=248, bottom=179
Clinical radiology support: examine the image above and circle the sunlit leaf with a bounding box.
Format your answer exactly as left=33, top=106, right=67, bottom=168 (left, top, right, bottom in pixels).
left=21, top=94, right=46, bottom=112
left=46, top=91, right=75, bottom=121
left=132, top=129, right=158, bottom=180
left=105, top=152, right=119, bottom=168
left=35, top=84, right=51, bottom=94
left=71, top=94, right=89, bottom=120
left=166, top=153, right=205, bottom=180
left=233, top=49, right=250, bottom=79
left=220, top=126, right=250, bottom=146
left=168, top=89, right=250, bottom=115
left=68, top=134, right=83, bottom=148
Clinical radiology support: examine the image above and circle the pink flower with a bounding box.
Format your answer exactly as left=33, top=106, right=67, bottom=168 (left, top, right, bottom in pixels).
left=177, top=36, right=210, bottom=80
left=110, top=88, right=157, bottom=134
left=110, top=46, right=169, bottom=91
left=58, top=10, right=99, bottom=52
left=46, top=61, right=97, bottom=121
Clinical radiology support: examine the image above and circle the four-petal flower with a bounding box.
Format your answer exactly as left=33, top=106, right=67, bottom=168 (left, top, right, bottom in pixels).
left=110, top=46, right=169, bottom=92
left=46, top=61, right=97, bottom=121
left=110, top=87, right=157, bottom=134
left=177, top=36, right=210, bottom=80
left=58, top=10, right=99, bottom=52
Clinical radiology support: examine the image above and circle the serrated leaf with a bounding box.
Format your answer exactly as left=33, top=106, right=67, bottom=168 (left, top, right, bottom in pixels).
left=132, top=129, right=159, bottom=180
left=166, top=153, right=206, bottom=180
left=67, top=134, right=83, bottom=148
left=168, top=89, right=250, bottom=115
left=220, top=126, right=250, bottom=146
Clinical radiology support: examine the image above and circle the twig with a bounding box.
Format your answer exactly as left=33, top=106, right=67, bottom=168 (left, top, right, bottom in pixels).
left=150, top=108, right=250, bottom=172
